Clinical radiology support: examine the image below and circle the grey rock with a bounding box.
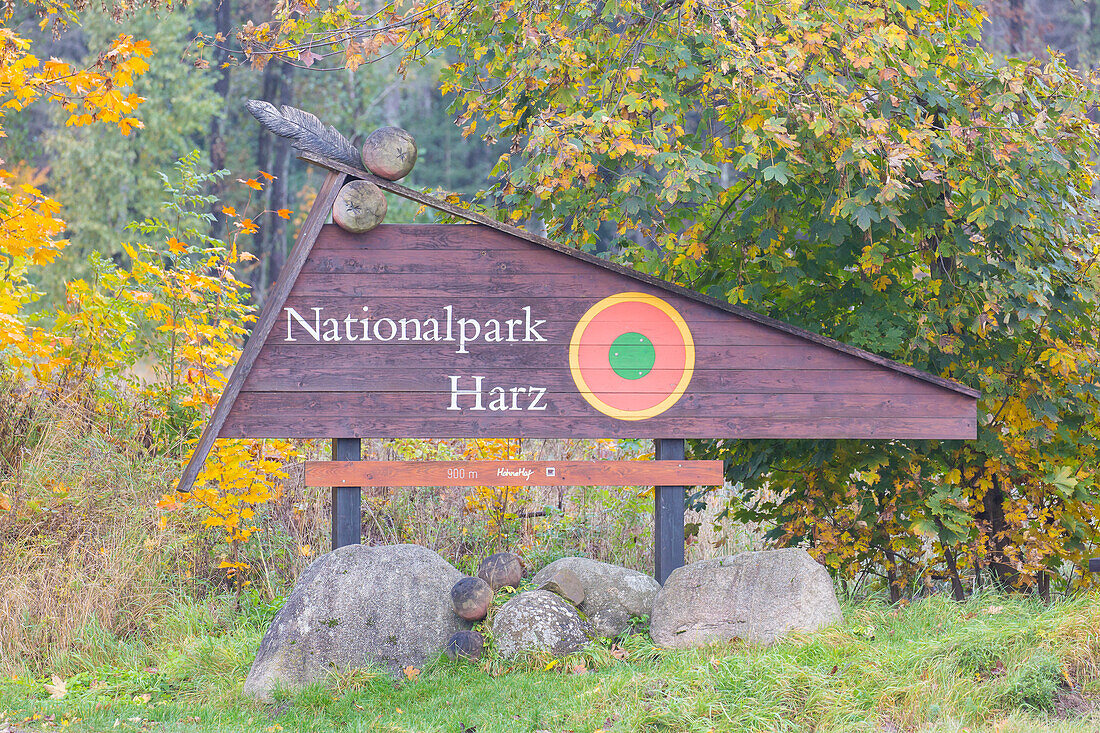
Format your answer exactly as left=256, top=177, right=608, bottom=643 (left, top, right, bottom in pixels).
left=477, top=552, right=523, bottom=591
left=532, top=557, right=659, bottom=637
left=649, top=548, right=843, bottom=648
left=243, top=544, right=470, bottom=698
left=492, top=590, right=591, bottom=658
left=537, top=567, right=585, bottom=606
left=451, top=576, right=493, bottom=621
left=445, top=630, right=485, bottom=661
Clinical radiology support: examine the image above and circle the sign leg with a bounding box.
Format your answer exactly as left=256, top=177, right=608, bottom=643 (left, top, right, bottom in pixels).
left=653, top=438, right=686, bottom=584
left=330, top=438, right=362, bottom=549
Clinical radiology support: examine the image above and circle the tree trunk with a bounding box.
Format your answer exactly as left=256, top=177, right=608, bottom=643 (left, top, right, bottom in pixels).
left=978, top=474, right=1016, bottom=588
left=944, top=545, right=966, bottom=601
left=1037, top=571, right=1051, bottom=603
left=208, top=0, right=233, bottom=241
left=884, top=546, right=902, bottom=604
left=1008, top=0, right=1025, bottom=55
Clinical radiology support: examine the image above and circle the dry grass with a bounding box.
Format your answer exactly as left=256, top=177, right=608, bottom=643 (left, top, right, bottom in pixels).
left=0, top=388, right=184, bottom=674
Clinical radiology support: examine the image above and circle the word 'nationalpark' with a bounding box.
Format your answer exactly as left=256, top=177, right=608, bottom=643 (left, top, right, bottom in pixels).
left=284, top=305, right=547, bottom=354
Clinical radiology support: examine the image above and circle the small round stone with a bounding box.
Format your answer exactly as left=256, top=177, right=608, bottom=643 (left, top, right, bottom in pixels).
left=331, top=179, right=387, bottom=233
left=477, top=552, right=523, bottom=591
left=444, top=630, right=485, bottom=661
left=361, top=126, right=418, bottom=180
left=451, top=576, right=493, bottom=621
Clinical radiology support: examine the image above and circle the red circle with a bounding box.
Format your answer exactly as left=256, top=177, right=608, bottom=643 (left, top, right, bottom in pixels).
left=574, top=300, right=688, bottom=412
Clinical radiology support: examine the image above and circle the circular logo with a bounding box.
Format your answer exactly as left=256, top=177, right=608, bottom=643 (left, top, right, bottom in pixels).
left=569, top=292, right=695, bottom=420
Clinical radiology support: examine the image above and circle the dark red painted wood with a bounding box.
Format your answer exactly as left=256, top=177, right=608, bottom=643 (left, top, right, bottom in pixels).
left=304, top=460, right=724, bottom=487
left=242, top=361, right=963, bottom=397
left=222, top=406, right=975, bottom=439
left=210, top=219, right=980, bottom=443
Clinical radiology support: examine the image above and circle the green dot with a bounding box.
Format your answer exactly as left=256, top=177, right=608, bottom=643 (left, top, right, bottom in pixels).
left=609, top=332, right=655, bottom=380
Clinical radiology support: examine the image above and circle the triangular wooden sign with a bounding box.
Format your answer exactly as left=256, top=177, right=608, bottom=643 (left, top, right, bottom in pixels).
left=177, top=153, right=977, bottom=492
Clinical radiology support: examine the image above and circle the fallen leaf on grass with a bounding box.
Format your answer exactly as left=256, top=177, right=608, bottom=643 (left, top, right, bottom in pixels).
left=610, top=646, right=628, bottom=661
left=985, top=605, right=1004, bottom=615
left=402, top=666, right=420, bottom=681
left=570, top=662, right=587, bottom=675
left=45, top=675, right=66, bottom=699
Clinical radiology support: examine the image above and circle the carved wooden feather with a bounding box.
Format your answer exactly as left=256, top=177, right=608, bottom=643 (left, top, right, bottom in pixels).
left=245, top=100, right=361, bottom=169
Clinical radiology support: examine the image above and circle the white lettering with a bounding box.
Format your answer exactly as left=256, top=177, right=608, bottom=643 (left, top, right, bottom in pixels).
left=527, top=386, right=547, bottom=411
left=457, top=318, right=481, bottom=354
left=322, top=318, right=340, bottom=342
left=399, top=317, right=422, bottom=341
left=284, top=307, right=322, bottom=342
left=374, top=317, right=397, bottom=341
left=447, top=376, right=485, bottom=411
left=523, top=306, right=546, bottom=342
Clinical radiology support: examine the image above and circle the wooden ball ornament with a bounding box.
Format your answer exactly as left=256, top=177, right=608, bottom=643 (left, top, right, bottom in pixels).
left=361, top=126, right=418, bottom=180
left=332, top=179, right=387, bottom=233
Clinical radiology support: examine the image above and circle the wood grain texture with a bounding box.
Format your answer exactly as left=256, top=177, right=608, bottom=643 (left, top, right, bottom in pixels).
left=175, top=171, right=347, bottom=493
left=216, top=220, right=979, bottom=441
left=224, top=396, right=976, bottom=439
left=303, top=460, right=724, bottom=487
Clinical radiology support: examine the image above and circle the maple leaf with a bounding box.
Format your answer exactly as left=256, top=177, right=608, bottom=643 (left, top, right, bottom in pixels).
left=403, top=666, right=420, bottom=680
left=45, top=675, right=66, bottom=699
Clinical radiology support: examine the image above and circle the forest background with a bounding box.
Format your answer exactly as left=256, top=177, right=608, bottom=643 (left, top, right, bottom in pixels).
left=2, top=0, right=1100, bottom=687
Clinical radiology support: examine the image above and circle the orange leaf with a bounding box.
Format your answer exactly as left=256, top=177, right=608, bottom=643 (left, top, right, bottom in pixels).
left=276, top=208, right=291, bottom=219
left=222, top=206, right=237, bottom=217
left=259, top=170, right=275, bottom=181
left=245, top=178, right=262, bottom=190
left=403, top=666, right=420, bottom=680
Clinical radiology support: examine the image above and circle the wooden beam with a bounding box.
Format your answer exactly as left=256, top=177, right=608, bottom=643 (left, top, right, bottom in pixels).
left=330, top=438, right=362, bottom=549
left=175, top=170, right=347, bottom=493
left=654, top=439, right=686, bottom=584
left=302, top=460, right=723, bottom=487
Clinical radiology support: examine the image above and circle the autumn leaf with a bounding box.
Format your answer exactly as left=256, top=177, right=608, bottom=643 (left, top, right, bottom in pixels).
left=45, top=675, right=66, bottom=699
left=403, top=666, right=420, bottom=680
left=276, top=208, right=291, bottom=219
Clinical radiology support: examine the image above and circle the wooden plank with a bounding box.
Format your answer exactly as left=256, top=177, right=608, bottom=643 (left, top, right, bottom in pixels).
left=330, top=438, right=361, bottom=549
left=244, top=340, right=949, bottom=373
left=224, top=410, right=977, bottom=439
left=654, top=439, right=686, bottom=583
left=303, top=460, right=724, bottom=487
left=175, top=171, right=347, bottom=493
left=226, top=390, right=976, bottom=419
left=241, top=363, right=966, bottom=397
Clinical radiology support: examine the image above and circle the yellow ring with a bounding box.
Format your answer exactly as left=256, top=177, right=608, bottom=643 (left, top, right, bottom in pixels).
left=569, top=292, right=695, bottom=421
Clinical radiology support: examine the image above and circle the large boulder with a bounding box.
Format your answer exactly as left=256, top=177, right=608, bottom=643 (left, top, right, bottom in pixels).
left=492, top=590, right=592, bottom=658
left=531, top=557, right=659, bottom=637
left=649, top=548, right=843, bottom=648
left=243, top=544, right=469, bottom=698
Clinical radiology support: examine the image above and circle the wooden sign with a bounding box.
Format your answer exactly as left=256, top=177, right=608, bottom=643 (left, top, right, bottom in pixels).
left=303, top=460, right=724, bottom=487
left=176, top=156, right=978, bottom=496
left=217, top=221, right=976, bottom=440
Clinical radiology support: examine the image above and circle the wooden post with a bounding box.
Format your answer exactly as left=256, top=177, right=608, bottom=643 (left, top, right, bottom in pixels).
left=330, top=438, right=362, bottom=549
left=654, top=438, right=686, bottom=584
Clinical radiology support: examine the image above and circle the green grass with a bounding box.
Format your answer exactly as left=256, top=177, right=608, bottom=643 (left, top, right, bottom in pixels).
left=3, top=591, right=1099, bottom=732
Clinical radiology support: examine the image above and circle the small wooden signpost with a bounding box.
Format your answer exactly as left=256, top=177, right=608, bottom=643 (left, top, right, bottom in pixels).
left=178, top=105, right=979, bottom=583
